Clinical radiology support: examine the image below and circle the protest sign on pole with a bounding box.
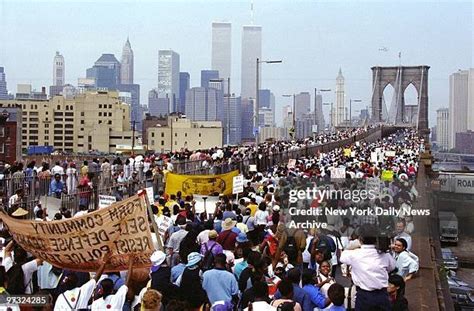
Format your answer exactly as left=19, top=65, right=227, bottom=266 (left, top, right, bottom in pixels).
left=331, top=167, right=346, bottom=180
left=1, top=194, right=154, bottom=272
left=98, top=195, right=117, bottom=209
left=249, top=165, right=257, bottom=172
left=232, top=175, right=244, bottom=194
left=157, top=215, right=173, bottom=237
left=287, top=159, right=296, bottom=169
left=145, top=187, right=155, bottom=204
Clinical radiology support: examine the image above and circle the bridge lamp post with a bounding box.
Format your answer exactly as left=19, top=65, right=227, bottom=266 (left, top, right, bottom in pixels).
left=255, top=58, right=282, bottom=145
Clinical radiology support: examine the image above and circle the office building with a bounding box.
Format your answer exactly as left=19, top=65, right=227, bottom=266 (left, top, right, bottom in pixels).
left=148, top=88, right=169, bottom=117
left=53, top=52, right=65, bottom=86
left=142, top=114, right=168, bottom=145
left=241, top=98, right=255, bottom=141
left=179, top=72, right=190, bottom=114
left=118, top=83, right=140, bottom=128
left=436, top=108, right=449, bottom=151
left=335, top=68, right=345, bottom=126
left=259, top=127, right=287, bottom=142
left=314, top=93, right=324, bottom=133
left=212, top=21, right=231, bottom=92
left=295, top=92, right=311, bottom=121
left=455, top=131, right=474, bottom=154
left=0, top=90, right=136, bottom=153
left=120, top=38, right=134, bottom=85
left=241, top=25, right=262, bottom=99
left=86, top=54, right=121, bottom=89
left=296, top=113, right=315, bottom=139
left=158, top=50, right=180, bottom=113
left=223, top=95, right=242, bottom=145
left=201, top=70, right=219, bottom=89
left=16, top=85, right=47, bottom=100
left=258, top=107, right=274, bottom=127
left=449, top=69, right=474, bottom=149
left=185, top=87, right=219, bottom=121
left=147, top=115, right=222, bottom=152
left=0, top=107, right=22, bottom=163
left=0, top=67, right=8, bottom=100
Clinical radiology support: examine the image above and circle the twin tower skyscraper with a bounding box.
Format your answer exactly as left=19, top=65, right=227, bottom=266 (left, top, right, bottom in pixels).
left=212, top=21, right=262, bottom=100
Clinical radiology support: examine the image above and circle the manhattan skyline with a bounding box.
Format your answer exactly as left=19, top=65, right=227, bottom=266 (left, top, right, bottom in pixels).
left=0, top=0, right=472, bottom=126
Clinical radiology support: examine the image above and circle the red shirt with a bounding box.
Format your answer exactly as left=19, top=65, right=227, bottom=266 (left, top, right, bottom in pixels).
left=217, top=230, right=238, bottom=251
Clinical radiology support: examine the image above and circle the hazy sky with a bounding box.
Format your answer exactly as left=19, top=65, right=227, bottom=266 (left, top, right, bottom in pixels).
left=1, top=0, right=472, bottom=126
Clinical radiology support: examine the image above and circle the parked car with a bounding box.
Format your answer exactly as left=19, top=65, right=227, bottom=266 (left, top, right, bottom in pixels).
left=442, top=248, right=459, bottom=270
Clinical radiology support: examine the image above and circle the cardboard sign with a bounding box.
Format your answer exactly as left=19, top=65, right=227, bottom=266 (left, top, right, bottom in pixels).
left=366, top=178, right=381, bottom=196
left=331, top=167, right=346, bottom=180
left=193, top=195, right=220, bottom=215
left=145, top=187, right=155, bottom=204
left=1, top=194, right=154, bottom=272
left=232, top=175, right=244, bottom=194
left=157, top=215, right=173, bottom=236
left=287, top=159, right=296, bottom=169
left=98, top=195, right=117, bottom=209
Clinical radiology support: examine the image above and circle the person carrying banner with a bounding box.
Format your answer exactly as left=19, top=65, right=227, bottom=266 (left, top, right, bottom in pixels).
left=54, top=252, right=111, bottom=311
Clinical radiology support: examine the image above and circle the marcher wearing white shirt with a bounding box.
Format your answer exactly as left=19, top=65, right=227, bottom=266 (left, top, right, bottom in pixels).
left=91, top=255, right=134, bottom=310
left=54, top=252, right=111, bottom=311
left=394, top=220, right=412, bottom=251
left=339, top=226, right=396, bottom=310
left=392, top=238, right=419, bottom=281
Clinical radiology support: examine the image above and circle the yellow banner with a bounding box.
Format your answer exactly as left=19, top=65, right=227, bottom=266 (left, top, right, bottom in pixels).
left=0, top=194, right=154, bottom=272
left=344, top=148, right=352, bottom=157
left=165, top=170, right=239, bottom=196
left=381, top=170, right=394, bottom=182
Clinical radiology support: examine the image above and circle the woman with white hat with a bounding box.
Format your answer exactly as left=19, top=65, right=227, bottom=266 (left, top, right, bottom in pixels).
left=178, top=252, right=206, bottom=310
left=149, top=250, right=179, bottom=306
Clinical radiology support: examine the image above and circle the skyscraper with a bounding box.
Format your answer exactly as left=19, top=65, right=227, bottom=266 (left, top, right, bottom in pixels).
left=241, top=25, right=262, bottom=100
left=241, top=98, right=255, bottom=141
left=185, top=87, right=219, bottom=121
left=179, top=72, right=190, bottom=114
left=335, top=68, right=345, bottom=126
left=212, top=22, right=231, bottom=91
left=314, top=93, right=324, bottom=133
left=436, top=108, right=449, bottom=151
left=224, top=95, right=242, bottom=145
left=448, top=69, right=474, bottom=149
left=86, top=54, right=121, bottom=89
left=0, top=67, right=8, bottom=100
left=120, top=38, right=134, bottom=84
left=53, top=51, right=65, bottom=86
left=148, top=88, right=168, bottom=117
left=294, top=92, right=311, bottom=121
left=158, top=50, right=180, bottom=113
left=201, top=70, right=219, bottom=89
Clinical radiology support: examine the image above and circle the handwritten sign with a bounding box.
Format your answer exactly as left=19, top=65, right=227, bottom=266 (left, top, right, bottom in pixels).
left=98, top=195, right=116, bottom=209
left=331, top=167, right=346, bottom=180
left=157, top=215, right=173, bottom=236
left=1, top=194, right=154, bottom=272
left=287, top=159, right=296, bottom=169
left=385, top=151, right=396, bottom=157
left=145, top=187, right=155, bottom=204
left=233, top=175, right=244, bottom=194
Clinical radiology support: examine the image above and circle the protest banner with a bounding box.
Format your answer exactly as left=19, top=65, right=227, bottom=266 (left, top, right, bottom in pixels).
left=165, top=170, right=239, bottom=196
left=232, top=175, right=244, bottom=194
left=0, top=194, right=154, bottom=272
left=98, top=195, right=116, bottom=209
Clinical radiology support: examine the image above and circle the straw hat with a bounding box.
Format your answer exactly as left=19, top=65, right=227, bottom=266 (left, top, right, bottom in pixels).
left=222, top=218, right=237, bottom=231
left=12, top=208, right=28, bottom=217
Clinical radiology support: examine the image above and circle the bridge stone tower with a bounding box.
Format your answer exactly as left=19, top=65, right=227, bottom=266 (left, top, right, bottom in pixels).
left=371, top=65, right=430, bottom=136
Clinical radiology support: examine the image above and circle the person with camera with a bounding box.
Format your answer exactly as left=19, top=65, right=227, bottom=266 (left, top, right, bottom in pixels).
left=339, top=225, right=396, bottom=311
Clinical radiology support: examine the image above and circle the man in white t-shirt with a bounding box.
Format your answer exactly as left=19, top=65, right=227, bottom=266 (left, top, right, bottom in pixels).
left=91, top=256, right=134, bottom=310
left=54, top=253, right=111, bottom=310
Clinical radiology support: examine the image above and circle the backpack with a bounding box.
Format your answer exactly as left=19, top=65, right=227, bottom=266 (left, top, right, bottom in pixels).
left=283, top=236, right=299, bottom=263
left=202, top=243, right=217, bottom=271
left=7, top=263, right=26, bottom=294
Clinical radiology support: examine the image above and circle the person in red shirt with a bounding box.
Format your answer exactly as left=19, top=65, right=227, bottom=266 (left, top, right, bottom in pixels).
left=217, top=218, right=238, bottom=251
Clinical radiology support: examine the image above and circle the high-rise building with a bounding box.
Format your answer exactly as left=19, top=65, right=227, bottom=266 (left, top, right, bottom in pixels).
left=436, top=108, right=449, bottom=151
left=241, top=98, right=255, bottom=141
left=448, top=69, right=474, bottom=149
left=295, top=92, right=311, bottom=121
left=258, top=107, right=274, bottom=127
left=53, top=51, right=65, bottom=86
left=241, top=25, right=262, bottom=100
left=296, top=113, right=315, bottom=139
left=335, top=68, right=345, bottom=126
left=148, top=88, right=169, bottom=117
left=120, top=38, right=134, bottom=85
left=455, top=131, right=474, bottom=154
left=0, top=67, right=8, bottom=100
left=208, top=79, right=225, bottom=121
left=201, top=70, right=219, bottom=89
left=179, top=72, right=190, bottom=114
left=258, top=89, right=271, bottom=109
left=158, top=50, right=180, bottom=113
left=86, top=54, right=121, bottom=89
left=314, top=93, right=324, bottom=133
left=185, top=87, right=219, bottom=121
left=223, top=95, right=242, bottom=145
left=212, top=22, right=231, bottom=91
